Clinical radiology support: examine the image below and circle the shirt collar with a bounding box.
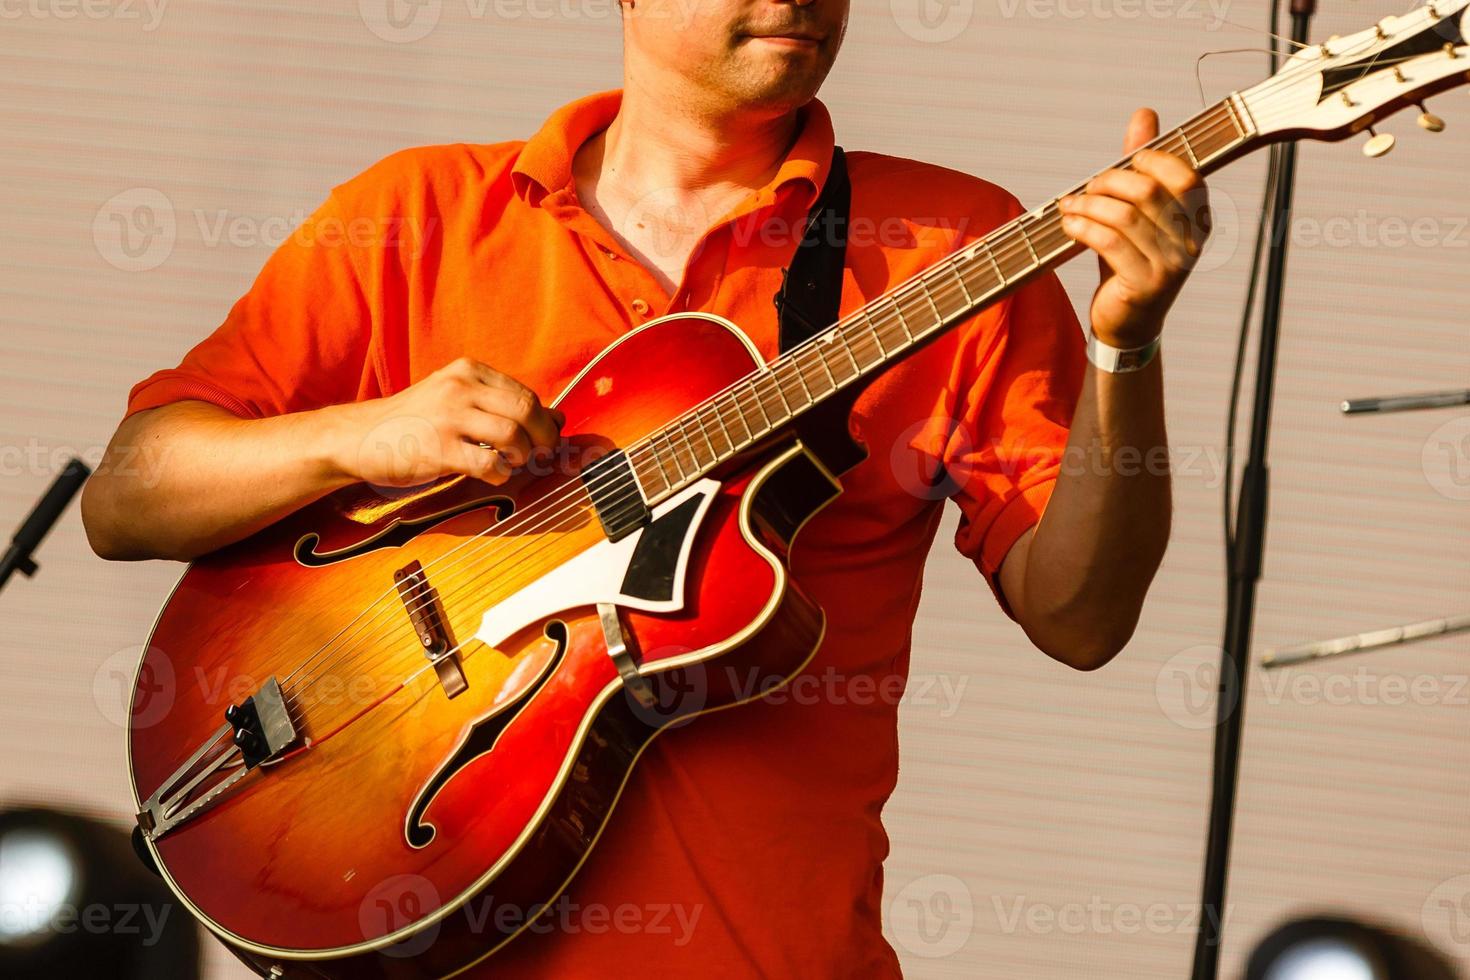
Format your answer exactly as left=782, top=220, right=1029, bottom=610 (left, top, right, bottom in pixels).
left=510, top=89, right=835, bottom=214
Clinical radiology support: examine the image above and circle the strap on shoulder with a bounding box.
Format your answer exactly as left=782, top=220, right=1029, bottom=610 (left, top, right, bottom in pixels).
left=775, top=146, right=849, bottom=353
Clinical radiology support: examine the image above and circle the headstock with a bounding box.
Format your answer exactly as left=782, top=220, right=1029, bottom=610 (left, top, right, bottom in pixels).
left=1240, top=1, right=1470, bottom=152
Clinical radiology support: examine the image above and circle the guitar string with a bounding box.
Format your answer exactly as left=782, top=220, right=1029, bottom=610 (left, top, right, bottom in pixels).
left=160, top=17, right=1458, bottom=811
left=276, top=107, right=1254, bottom=717
left=280, top=104, right=1297, bottom=715
left=182, top=26, right=1457, bottom=777
left=278, top=29, right=1455, bottom=716
left=278, top=101, right=1262, bottom=712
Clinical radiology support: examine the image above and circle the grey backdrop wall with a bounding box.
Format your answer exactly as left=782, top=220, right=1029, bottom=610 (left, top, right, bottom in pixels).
left=3, top=1, right=1467, bottom=977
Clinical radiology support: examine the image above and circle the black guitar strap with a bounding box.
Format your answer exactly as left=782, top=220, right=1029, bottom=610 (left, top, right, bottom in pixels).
left=771, top=146, right=866, bottom=475
left=775, top=146, right=849, bottom=353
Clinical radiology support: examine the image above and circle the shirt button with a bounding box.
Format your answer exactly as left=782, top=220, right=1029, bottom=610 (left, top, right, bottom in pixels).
left=631, top=298, right=651, bottom=316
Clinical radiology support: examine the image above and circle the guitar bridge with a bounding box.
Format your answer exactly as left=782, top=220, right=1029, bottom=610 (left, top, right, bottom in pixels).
left=395, top=560, right=468, bottom=699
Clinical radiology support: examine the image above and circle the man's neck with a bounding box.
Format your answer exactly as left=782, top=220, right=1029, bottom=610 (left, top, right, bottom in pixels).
left=572, top=80, right=806, bottom=295
left=598, top=78, right=802, bottom=201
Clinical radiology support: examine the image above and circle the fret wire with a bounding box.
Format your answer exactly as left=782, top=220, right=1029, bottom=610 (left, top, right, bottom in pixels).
left=644, top=438, right=672, bottom=488
left=630, top=447, right=668, bottom=497
left=786, top=356, right=815, bottom=404
left=698, top=404, right=732, bottom=459
left=657, top=430, right=688, bottom=480
left=917, top=278, right=944, bottom=324
left=806, top=352, right=831, bottom=391
left=689, top=411, right=718, bottom=459
left=1204, top=109, right=1247, bottom=163
left=1016, top=219, right=1041, bottom=264
left=849, top=331, right=880, bottom=366
left=1222, top=97, right=1247, bottom=140
left=711, top=402, right=737, bottom=452
left=1026, top=216, right=1072, bottom=252
left=819, top=335, right=854, bottom=386
left=810, top=350, right=835, bottom=395
left=957, top=253, right=993, bottom=299
left=808, top=346, right=839, bottom=394
left=746, top=377, right=774, bottom=430
left=979, top=238, right=1007, bottom=286
left=946, top=260, right=975, bottom=305
left=673, top=424, right=701, bottom=469
left=889, top=296, right=916, bottom=343
left=995, top=229, right=1033, bottom=278
left=955, top=251, right=996, bottom=301
left=1189, top=108, right=1228, bottom=155
left=997, top=228, right=1033, bottom=278
left=839, top=331, right=864, bottom=375
left=630, top=103, right=1264, bottom=508
left=722, top=393, right=752, bottom=445
left=876, top=303, right=910, bottom=351
left=780, top=362, right=811, bottom=411
left=763, top=370, right=793, bottom=416
left=918, top=280, right=962, bottom=326
left=1176, top=128, right=1201, bottom=169
left=720, top=390, right=744, bottom=444
left=862, top=309, right=889, bottom=357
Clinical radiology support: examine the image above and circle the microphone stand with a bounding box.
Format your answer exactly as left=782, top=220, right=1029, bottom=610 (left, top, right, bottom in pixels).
left=1190, top=1, right=1316, bottom=976
left=0, top=457, right=92, bottom=594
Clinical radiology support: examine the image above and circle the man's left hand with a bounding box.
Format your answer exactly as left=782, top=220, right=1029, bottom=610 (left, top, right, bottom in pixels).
left=1059, top=107, right=1210, bottom=350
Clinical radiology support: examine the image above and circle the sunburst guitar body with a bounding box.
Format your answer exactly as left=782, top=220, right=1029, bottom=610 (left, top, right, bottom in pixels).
left=128, top=314, right=851, bottom=978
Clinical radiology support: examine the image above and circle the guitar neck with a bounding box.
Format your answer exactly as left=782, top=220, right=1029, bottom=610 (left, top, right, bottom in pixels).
left=628, top=95, right=1258, bottom=505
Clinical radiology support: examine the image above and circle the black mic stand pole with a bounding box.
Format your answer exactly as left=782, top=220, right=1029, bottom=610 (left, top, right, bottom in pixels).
left=0, top=457, right=92, bottom=594
left=1190, top=0, right=1317, bottom=976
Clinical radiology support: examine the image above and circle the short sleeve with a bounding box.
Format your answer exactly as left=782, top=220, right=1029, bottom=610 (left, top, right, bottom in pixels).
left=124, top=192, right=380, bottom=421
left=944, top=269, right=1086, bottom=616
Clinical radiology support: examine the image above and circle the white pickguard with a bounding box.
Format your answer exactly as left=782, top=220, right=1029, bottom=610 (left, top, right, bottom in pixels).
left=474, top=479, right=719, bottom=649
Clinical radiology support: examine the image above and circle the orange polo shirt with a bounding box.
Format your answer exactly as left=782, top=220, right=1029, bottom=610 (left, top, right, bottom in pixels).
left=127, top=91, right=1084, bottom=976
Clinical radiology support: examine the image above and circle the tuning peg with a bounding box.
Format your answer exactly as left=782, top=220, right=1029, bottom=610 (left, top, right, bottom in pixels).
left=1362, top=129, right=1396, bottom=157
left=1417, top=103, right=1447, bottom=132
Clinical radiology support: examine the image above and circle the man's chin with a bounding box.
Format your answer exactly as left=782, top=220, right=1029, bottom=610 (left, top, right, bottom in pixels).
left=723, top=65, right=830, bottom=112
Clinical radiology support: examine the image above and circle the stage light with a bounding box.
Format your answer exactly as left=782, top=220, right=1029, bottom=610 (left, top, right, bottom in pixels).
left=1246, top=915, right=1459, bottom=980
left=0, top=807, right=200, bottom=979
left=0, top=828, right=78, bottom=947
left=1261, top=936, right=1380, bottom=980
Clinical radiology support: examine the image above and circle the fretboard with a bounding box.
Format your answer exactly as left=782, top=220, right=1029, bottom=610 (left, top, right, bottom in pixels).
left=625, top=95, right=1256, bottom=505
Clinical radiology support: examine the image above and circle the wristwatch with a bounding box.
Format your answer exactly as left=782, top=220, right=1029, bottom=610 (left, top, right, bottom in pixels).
left=1086, top=331, right=1162, bottom=374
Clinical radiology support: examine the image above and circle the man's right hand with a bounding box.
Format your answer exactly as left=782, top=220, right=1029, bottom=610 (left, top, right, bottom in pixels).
left=333, top=357, right=565, bottom=488
left=83, top=359, right=563, bottom=562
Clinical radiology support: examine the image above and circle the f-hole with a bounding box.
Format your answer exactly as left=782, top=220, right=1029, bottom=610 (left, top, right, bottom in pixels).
left=404, top=620, right=568, bottom=849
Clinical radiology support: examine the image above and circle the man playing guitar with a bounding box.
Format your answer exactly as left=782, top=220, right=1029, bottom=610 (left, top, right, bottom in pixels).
left=83, top=0, right=1208, bottom=973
